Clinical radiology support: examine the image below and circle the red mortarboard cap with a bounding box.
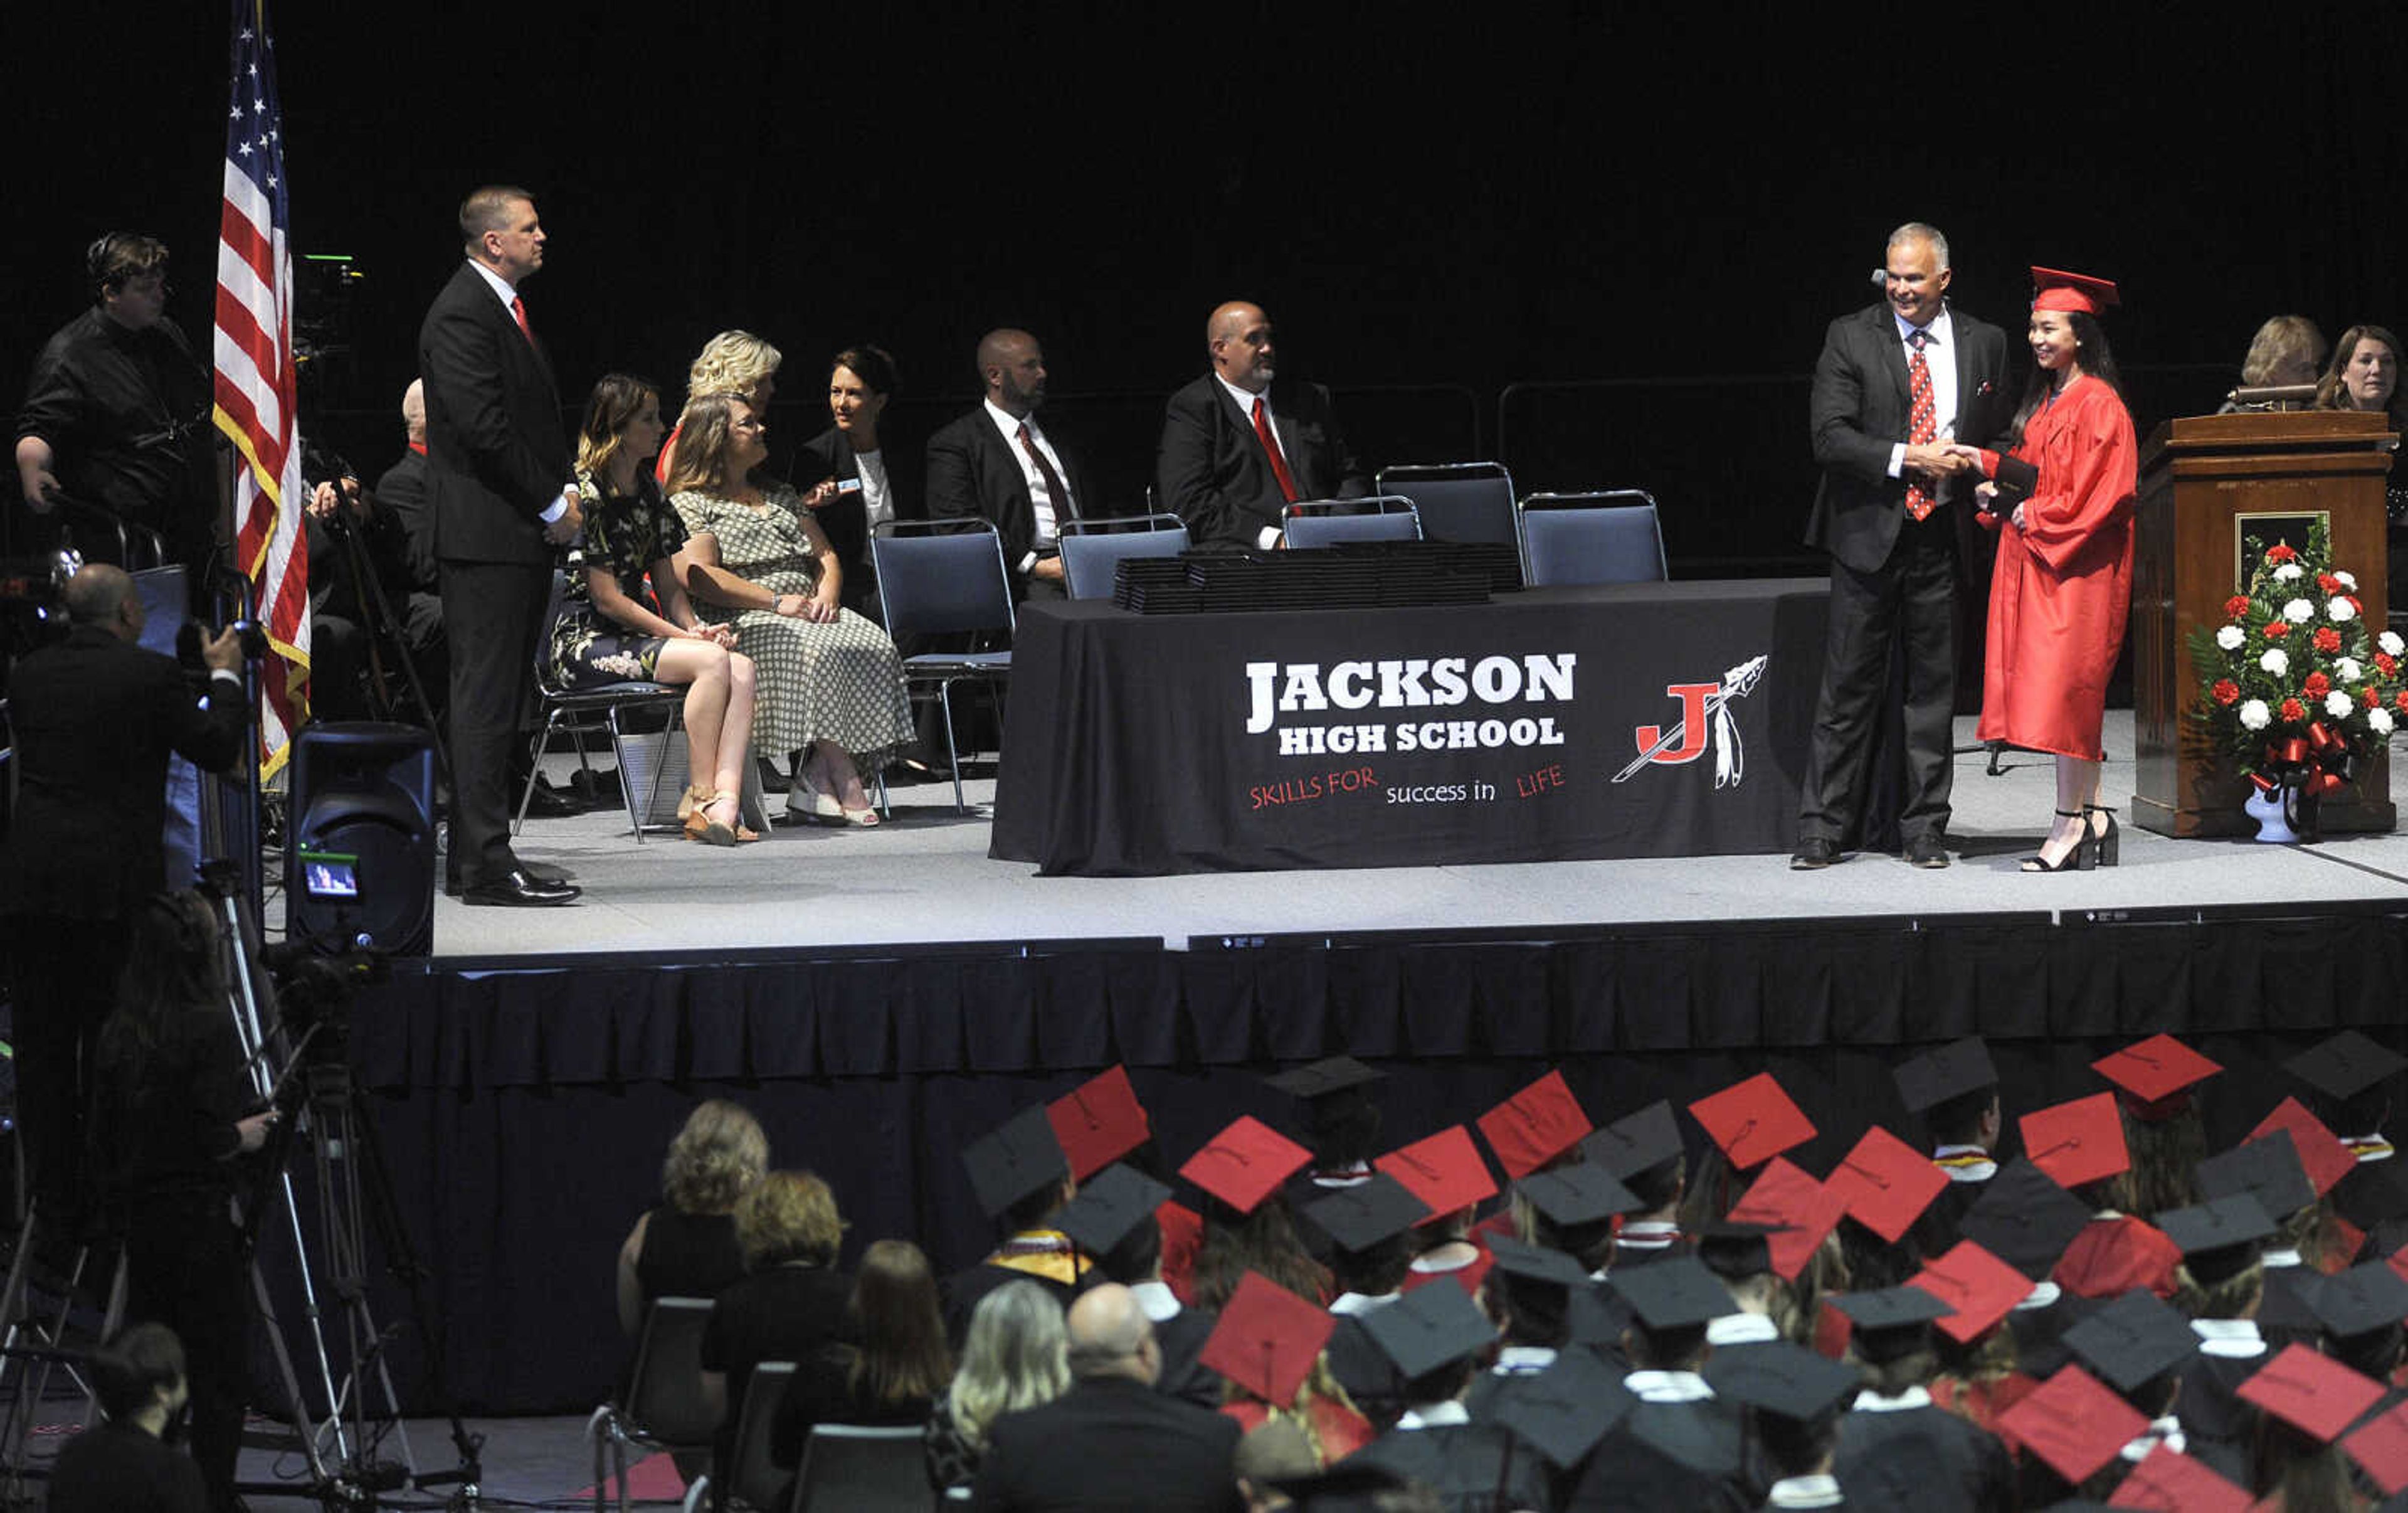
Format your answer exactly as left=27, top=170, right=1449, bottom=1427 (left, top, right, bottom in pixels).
left=1727, top=1156, right=1846, bottom=1282
left=1047, top=1065, right=1151, bottom=1182
left=2249, top=1097, right=2357, bottom=1198
left=2092, top=1034, right=2221, bottom=1120
left=1400, top=1246, right=1495, bottom=1300
left=1687, top=1072, right=1815, bottom=1172
left=1995, top=1365, right=2148, bottom=1485
left=1180, top=1116, right=1311, bottom=1216
left=1198, top=1270, right=1336, bottom=1406
left=2235, top=1342, right=2389, bottom=1443
left=1377, top=1125, right=1499, bottom=1221
left=2030, top=267, right=2121, bottom=316
left=2108, top=1445, right=2254, bottom=1512
left=2345, top=1399, right=2408, bottom=1496
left=1825, top=1125, right=1951, bottom=1243
left=1476, top=1072, right=1592, bottom=1181
left=1912, top=1241, right=2035, bottom=1346
left=2019, top=1092, right=2130, bottom=1191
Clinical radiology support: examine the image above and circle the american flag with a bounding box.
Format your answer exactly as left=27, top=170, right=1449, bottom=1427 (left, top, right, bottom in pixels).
left=212, top=0, right=307, bottom=777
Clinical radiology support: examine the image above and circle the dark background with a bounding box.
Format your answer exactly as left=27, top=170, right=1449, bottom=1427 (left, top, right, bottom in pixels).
left=5, top=5, right=2399, bottom=572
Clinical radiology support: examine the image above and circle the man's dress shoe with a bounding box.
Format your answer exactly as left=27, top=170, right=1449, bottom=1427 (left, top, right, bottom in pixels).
left=462, top=868, right=581, bottom=906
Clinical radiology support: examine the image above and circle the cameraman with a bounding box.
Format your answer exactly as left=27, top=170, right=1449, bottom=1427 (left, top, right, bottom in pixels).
left=0, top=564, right=246, bottom=1233
left=91, top=889, right=276, bottom=1513
left=304, top=462, right=446, bottom=724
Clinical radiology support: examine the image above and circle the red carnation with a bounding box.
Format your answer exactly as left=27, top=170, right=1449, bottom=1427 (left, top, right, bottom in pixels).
left=2226, top=594, right=2252, bottom=618
left=2379, top=652, right=2399, bottom=678
left=2304, top=671, right=2331, bottom=698
left=2264, top=620, right=2290, bottom=639
left=2348, top=595, right=2365, bottom=617
left=2281, top=698, right=2308, bottom=722
left=2315, top=627, right=2343, bottom=652
left=2368, top=686, right=2384, bottom=708
left=2268, top=543, right=2298, bottom=562
left=2318, top=573, right=2343, bottom=594
left=2398, top=690, right=2408, bottom=713
left=2212, top=679, right=2241, bottom=706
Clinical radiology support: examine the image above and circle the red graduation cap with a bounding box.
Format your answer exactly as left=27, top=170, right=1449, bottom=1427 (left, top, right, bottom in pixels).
left=2030, top=266, right=2121, bottom=316
left=1727, top=1156, right=1847, bottom=1282
left=2235, top=1342, right=2389, bottom=1445
left=1376, top=1125, right=1498, bottom=1223
left=1198, top=1270, right=1336, bottom=1406
left=1824, top=1125, right=1950, bottom=1243
left=1911, top=1241, right=2033, bottom=1346
left=1047, top=1065, right=1151, bottom=1182
left=1476, top=1071, right=1592, bottom=1181
left=1180, top=1116, right=1312, bottom=1216
left=1687, top=1072, right=1815, bottom=1172
left=2093, top=1034, right=2222, bottom=1123
left=2249, top=1096, right=2357, bottom=1199
left=2019, top=1092, right=2130, bottom=1191
left=1995, top=1365, right=2148, bottom=1485
left=2107, top=1444, right=2254, bottom=1512
left=2345, top=1398, right=2408, bottom=1496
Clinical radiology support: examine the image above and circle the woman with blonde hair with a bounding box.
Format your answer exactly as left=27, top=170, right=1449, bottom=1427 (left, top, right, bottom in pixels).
left=922, top=1279, right=1069, bottom=1494
left=2240, top=316, right=2328, bottom=393
left=614, top=1099, right=767, bottom=1337
left=698, top=1171, right=853, bottom=1485
left=669, top=391, right=914, bottom=824
left=655, top=328, right=783, bottom=484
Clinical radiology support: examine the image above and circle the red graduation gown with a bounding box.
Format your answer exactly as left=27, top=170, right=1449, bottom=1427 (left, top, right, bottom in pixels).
left=1977, top=375, right=2137, bottom=760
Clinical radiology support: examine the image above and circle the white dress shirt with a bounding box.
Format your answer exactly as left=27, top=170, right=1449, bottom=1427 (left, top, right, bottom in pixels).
left=985, top=400, right=1074, bottom=572
left=1217, top=373, right=1288, bottom=549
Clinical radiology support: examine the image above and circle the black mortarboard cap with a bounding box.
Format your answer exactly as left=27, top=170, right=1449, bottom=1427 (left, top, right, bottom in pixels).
left=1488, top=1348, right=1633, bottom=1468
left=2338, top=1158, right=2408, bottom=1234
left=2313, top=1260, right=2408, bottom=1340
left=2199, top=1132, right=2316, bottom=1224
left=1834, top=1285, right=1954, bottom=1364
left=1583, top=1100, right=1682, bottom=1179
left=1519, top=1165, right=1642, bottom=1228
left=1610, top=1255, right=1733, bottom=1332
left=1354, top=1276, right=1496, bottom=1379
left=2061, top=1289, right=2199, bottom=1393
left=1706, top=1339, right=1863, bottom=1424
left=2287, top=1031, right=2408, bottom=1105
left=1894, top=1037, right=1998, bottom=1115
left=1265, top=1056, right=1386, bottom=1104
left=1055, top=1163, right=1172, bottom=1258
left=1301, top=1173, right=1428, bottom=1256
left=1696, top=1219, right=1780, bottom=1282
left=962, top=1106, right=1070, bottom=1218
left=2157, top=1194, right=2276, bottom=1285
left=1486, top=1237, right=1594, bottom=1292
left=1957, top=1157, right=2090, bottom=1281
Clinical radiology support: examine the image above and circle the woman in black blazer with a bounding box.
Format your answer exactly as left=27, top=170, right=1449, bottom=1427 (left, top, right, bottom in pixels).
left=795, top=345, right=912, bottom=619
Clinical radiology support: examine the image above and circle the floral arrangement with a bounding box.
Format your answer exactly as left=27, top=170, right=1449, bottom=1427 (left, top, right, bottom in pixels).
left=2190, top=521, right=2403, bottom=802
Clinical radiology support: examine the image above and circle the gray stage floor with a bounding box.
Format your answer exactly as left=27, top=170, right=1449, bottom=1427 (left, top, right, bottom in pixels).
left=418, top=711, right=2408, bottom=960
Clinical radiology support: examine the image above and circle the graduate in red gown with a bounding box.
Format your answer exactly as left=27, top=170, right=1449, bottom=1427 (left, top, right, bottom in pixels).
left=1956, top=267, right=2138, bottom=873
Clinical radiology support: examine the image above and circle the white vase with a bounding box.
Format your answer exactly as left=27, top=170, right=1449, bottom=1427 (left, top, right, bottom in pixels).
left=2244, top=786, right=2298, bottom=844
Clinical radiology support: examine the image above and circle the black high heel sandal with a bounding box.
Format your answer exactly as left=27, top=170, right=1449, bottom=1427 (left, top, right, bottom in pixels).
left=2021, top=809, right=2096, bottom=873
left=2084, top=804, right=2120, bottom=868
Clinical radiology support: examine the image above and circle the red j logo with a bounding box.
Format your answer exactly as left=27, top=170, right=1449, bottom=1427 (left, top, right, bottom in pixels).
left=1634, top=683, right=1720, bottom=765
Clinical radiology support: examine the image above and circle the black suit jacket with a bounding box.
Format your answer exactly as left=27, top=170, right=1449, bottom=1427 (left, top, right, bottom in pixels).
left=1155, top=374, right=1367, bottom=548
left=971, top=1375, right=1242, bottom=1512
left=924, top=406, right=1096, bottom=587
left=796, top=424, right=921, bottom=571
left=0, top=625, right=245, bottom=920
left=1803, top=304, right=2013, bottom=575
left=373, top=446, right=440, bottom=592
left=417, top=263, right=568, bottom=566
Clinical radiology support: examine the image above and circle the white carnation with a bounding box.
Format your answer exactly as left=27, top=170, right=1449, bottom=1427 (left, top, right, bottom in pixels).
left=2329, top=597, right=2357, bottom=623
left=2260, top=648, right=2289, bottom=677
left=2372, top=708, right=2397, bottom=736
left=2339, top=657, right=2365, bottom=682
left=2284, top=598, right=2315, bottom=623
left=2326, top=690, right=2355, bottom=718
left=2337, top=571, right=2358, bottom=590
left=2216, top=625, right=2246, bottom=650
left=2239, top=699, right=2272, bottom=730
left=2274, top=561, right=2305, bottom=581
left=2380, top=631, right=2404, bottom=656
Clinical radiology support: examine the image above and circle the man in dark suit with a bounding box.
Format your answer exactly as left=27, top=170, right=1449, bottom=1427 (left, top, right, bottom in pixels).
left=924, top=328, right=1093, bottom=602
left=0, top=565, right=246, bottom=1228
left=418, top=186, right=580, bottom=906
left=1156, top=301, right=1368, bottom=549
left=1793, top=223, right=2012, bottom=871
left=375, top=379, right=440, bottom=595
left=971, top=1283, right=1242, bottom=1512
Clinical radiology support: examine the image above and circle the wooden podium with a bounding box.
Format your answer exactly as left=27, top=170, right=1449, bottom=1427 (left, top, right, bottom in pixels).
left=2133, top=410, right=2396, bottom=836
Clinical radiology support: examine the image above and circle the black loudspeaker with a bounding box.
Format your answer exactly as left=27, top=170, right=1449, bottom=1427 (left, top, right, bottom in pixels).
left=285, top=721, right=437, bottom=955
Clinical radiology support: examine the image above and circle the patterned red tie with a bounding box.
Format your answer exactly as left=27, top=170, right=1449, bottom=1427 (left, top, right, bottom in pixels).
left=1252, top=397, right=1300, bottom=504
left=1904, top=329, right=1936, bottom=521
left=1018, top=423, right=1076, bottom=526
left=510, top=294, right=534, bottom=346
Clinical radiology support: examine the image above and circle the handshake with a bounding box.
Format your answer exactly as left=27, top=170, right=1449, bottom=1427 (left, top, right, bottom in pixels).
left=1903, top=441, right=1990, bottom=484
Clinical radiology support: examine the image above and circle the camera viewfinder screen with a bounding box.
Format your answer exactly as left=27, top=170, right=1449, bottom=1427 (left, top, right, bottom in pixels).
left=298, top=851, right=359, bottom=899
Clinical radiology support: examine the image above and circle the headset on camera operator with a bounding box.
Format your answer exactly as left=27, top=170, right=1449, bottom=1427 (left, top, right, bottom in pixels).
left=47, top=1322, right=211, bottom=1513
left=0, top=565, right=247, bottom=1236
left=13, top=233, right=218, bottom=580
left=89, top=889, right=278, bottom=1513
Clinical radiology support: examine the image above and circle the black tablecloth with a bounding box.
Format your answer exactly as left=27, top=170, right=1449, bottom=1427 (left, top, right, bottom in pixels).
left=991, top=580, right=1839, bottom=875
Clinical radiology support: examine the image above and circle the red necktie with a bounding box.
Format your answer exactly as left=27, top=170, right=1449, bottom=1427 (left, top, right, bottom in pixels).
left=1018, top=423, right=1075, bottom=528
left=1904, top=330, right=1936, bottom=522
left=1252, top=397, right=1300, bottom=504
left=510, top=294, right=534, bottom=346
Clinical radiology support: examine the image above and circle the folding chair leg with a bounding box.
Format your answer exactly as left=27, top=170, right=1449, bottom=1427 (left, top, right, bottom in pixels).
left=939, top=682, right=966, bottom=814
left=515, top=709, right=568, bottom=836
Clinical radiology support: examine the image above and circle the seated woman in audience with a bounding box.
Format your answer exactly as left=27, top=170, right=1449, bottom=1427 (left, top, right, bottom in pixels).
left=796, top=345, right=911, bottom=618
left=2220, top=314, right=2327, bottom=409
left=556, top=374, right=761, bottom=845
left=922, top=1279, right=1069, bottom=1495
left=616, top=1100, right=766, bottom=1338
left=770, top=1239, right=951, bottom=1500
left=699, top=1171, right=853, bottom=1490
left=2313, top=323, right=2408, bottom=601
left=656, top=329, right=783, bottom=485
left=668, top=392, right=915, bottom=826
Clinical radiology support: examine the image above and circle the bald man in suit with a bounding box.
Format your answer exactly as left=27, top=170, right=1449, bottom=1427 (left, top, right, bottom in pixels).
left=1156, top=301, right=1366, bottom=549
